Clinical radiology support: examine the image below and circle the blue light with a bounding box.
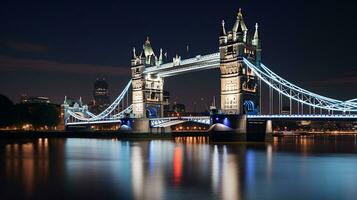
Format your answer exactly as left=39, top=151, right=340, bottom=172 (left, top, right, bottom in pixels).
left=223, top=117, right=230, bottom=127
left=246, top=150, right=255, bottom=185
left=126, top=120, right=131, bottom=128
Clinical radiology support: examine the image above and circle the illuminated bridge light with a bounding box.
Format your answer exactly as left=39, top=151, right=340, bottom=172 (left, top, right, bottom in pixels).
left=65, top=51, right=357, bottom=126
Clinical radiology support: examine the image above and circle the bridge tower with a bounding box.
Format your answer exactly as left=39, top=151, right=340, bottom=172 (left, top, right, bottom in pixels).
left=219, top=9, right=261, bottom=115
left=131, top=38, right=164, bottom=118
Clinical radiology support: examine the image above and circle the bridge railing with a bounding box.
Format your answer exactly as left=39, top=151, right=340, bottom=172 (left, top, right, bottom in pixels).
left=65, top=79, right=132, bottom=125
left=244, top=58, right=357, bottom=112
left=248, top=114, right=357, bottom=119
left=144, top=53, right=220, bottom=75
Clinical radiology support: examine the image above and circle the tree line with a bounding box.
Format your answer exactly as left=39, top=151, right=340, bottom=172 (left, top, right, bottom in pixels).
left=0, top=94, right=60, bottom=130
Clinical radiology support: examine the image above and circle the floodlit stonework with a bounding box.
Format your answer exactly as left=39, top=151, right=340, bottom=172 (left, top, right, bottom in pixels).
left=219, top=9, right=261, bottom=115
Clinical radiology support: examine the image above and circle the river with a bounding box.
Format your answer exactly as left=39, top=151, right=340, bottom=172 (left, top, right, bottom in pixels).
left=0, top=135, right=356, bottom=200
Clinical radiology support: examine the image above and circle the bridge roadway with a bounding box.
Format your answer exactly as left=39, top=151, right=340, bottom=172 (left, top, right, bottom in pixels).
left=65, top=52, right=357, bottom=127
left=150, top=116, right=211, bottom=128
left=67, top=114, right=357, bottom=127
left=150, top=114, right=357, bottom=128
left=248, top=114, right=357, bottom=121
left=143, top=53, right=220, bottom=77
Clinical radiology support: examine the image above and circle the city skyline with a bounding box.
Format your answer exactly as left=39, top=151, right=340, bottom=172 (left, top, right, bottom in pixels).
left=1, top=2, right=357, bottom=199
left=1, top=0, right=357, bottom=110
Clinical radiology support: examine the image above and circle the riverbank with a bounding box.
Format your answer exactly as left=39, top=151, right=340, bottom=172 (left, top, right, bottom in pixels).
left=1, top=130, right=356, bottom=140
left=0, top=130, right=209, bottom=139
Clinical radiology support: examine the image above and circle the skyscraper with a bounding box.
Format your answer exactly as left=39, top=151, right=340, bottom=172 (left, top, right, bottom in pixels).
left=92, top=78, right=110, bottom=114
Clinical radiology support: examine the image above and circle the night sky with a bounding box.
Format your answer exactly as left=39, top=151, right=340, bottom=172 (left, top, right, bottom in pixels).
left=1, top=0, right=357, bottom=111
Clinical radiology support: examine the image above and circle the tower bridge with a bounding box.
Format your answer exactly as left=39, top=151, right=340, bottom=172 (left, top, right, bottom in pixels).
left=64, top=9, right=357, bottom=138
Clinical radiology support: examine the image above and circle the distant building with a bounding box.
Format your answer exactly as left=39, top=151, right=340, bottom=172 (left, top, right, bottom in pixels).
left=21, top=94, right=50, bottom=104
left=58, top=104, right=65, bottom=131
left=167, top=102, right=207, bottom=117
left=91, top=78, right=110, bottom=114
left=167, top=103, right=186, bottom=116
left=173, top=103, right=185, bottom=113
left=88, top=99, right=96, bottom=112
left=163, top=91, right=170, bottom=115
left=63, top=97, right=83, bottom=107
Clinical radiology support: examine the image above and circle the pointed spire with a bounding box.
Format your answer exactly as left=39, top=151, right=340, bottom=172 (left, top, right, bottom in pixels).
left=237, top=8, right=243, bottom=20
left=220, top=20, right=226, bottom=36
left=64, top=96, right=67, bottom=104
left=159, top=48, right=163, bottom=62
left=139, top=51, right=143, bottom=58
left=233, top=8, right=248, bottom=34
left=254, top=23, right=259, bottom=39
left=143, top=36, right=154, bottom=58
left=132, top=47, right=137, bottom=59
left=237, top=19, right=243, bottom=33
left=252, top=23, right=260, bottom=47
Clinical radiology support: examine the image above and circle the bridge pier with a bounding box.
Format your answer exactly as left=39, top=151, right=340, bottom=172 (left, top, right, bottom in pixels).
left=266, top=120, right=273, bottom=134
left=132, top=118, right=150, bottom=133
left=209, top=114, right=272, bottom=142
left=150, top=127, right=172, bottom=134
left=131, top=118, right=172, bottom=134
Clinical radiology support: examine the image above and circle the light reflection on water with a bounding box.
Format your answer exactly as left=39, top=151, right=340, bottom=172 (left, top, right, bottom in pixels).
left=0, top=136, right=357, bottom=200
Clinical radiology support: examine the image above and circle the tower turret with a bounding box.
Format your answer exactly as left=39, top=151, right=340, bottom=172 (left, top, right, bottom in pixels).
left=219, top=9, right=261, bottom=115
left=252, top=23, right=260, bottom=47
left=236, top=18, right=244, bottom=43
left=143, top=37, right=155, bottom=65
left=252, top=23, right=262, bottom=67
left=233, top=8, right=248, bottom=42
left=158, top=48, right=163, bottom=65
left=131, top=38, right=164, bottom=118
left=219, top=20, right=227, bottom=45
left=220, top=20, right=227, bottom=36
left=132, top=47, right=137, bottom=59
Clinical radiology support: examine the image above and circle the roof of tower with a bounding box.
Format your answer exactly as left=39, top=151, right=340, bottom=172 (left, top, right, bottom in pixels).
left=233, top=8, right=248, bottom=33
left=143, top=37, right=154, bottom=57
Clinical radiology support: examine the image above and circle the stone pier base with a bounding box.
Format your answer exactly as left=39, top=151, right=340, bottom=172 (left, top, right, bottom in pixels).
left=132, top=118, right=172, bottom=134
left=209, top=114, right=272, bottom=142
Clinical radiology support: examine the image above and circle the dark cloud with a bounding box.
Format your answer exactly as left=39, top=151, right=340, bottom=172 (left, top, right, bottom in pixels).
left=5, top=42, right=48, bottom=52
left=304, top=72, right=357, bottom=88
left=0, top=55, right=130, bottom=76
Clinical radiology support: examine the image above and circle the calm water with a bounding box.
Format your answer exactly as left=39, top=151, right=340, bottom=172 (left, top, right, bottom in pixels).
left=0, top=136, right=357, bottom=200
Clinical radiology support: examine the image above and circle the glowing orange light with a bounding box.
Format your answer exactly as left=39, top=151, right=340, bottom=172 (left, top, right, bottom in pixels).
left=173, top=146, right=183, bottom=186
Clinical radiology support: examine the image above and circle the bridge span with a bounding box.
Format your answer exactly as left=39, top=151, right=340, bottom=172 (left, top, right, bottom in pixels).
left=63, top=9, right=357, bottom=140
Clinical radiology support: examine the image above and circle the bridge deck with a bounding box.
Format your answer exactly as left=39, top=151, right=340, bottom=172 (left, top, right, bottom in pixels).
left=248, top=114, right=357, bottom=120
left=143, top=53, right=220, bottom=77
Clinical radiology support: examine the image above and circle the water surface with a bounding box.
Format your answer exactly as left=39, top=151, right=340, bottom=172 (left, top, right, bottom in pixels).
left=0, top=136, right=357, bottom=200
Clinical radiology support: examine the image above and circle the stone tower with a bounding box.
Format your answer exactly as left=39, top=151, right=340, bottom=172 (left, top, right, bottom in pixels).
left=219, top=9, right=261, bottom=115
left=131, top=38, right=164, bottom=118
